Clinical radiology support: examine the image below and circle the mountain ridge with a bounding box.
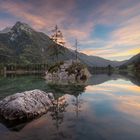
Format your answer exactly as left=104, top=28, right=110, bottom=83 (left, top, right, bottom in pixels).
left=123, top=53, right=140, bottom=66
left=0, top=21, right=127, bottom=67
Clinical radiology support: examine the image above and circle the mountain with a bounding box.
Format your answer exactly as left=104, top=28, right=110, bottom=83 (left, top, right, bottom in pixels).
left=0, top=27, right=12, bottom=33
left=124, top=53, right=140, bottom=65
left=78, top=52, right=126, bottom=67
left=119, top=53, right=140, bottom=71
left=0, top=21, right=55, bottom=64
left=0, top=21, right=125, bottom=66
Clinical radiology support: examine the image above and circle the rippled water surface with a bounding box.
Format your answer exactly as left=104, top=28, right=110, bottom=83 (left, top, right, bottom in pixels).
left=0, top=74, right=140, bottom=140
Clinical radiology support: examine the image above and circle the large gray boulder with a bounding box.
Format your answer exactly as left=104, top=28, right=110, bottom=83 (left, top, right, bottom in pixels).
left=0, top=89, right=54, bottom=121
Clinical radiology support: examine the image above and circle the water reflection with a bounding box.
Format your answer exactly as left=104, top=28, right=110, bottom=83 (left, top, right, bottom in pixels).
left=46, top=83, right=86, bottom=98
left=0, top=75, right=46, bottom=100
left=0, top=73, right=140, bottom=140
left=71, top=95, right=84, bottom=119
left=50, top=96, right=68, bottom=130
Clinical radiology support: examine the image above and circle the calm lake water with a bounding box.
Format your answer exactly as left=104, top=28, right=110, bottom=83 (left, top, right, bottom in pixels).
left=0, top=73, right=140, bottom=140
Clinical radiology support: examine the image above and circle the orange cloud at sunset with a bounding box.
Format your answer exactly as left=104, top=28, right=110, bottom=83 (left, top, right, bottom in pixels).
left=81, top=47, right=140, bottom=60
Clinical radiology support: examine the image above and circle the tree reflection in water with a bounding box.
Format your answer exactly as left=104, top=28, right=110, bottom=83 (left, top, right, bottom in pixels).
left=49, top=96, right=68, bottom=130
left=47, top=83, right=86, bottom=131
left=72, top=95, right=84, bottom=119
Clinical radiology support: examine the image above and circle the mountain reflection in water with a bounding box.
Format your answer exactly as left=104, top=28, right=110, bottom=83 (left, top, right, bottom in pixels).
left=0, top=73, right=140, bottom=140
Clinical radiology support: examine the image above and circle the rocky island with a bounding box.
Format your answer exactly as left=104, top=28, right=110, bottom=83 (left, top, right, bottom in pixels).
left=45, top=60, right=91, bottom=84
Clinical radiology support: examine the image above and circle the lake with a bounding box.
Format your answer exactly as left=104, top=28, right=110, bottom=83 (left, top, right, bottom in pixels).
left=0, top=73, right=140, bottom=140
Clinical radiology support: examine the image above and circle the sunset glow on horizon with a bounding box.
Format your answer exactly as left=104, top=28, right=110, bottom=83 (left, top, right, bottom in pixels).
left=0, top=0, right=140, bottom=61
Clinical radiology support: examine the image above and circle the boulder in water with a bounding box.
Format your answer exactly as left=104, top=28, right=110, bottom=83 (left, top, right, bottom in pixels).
left=0, top=89, right=54, bottom=121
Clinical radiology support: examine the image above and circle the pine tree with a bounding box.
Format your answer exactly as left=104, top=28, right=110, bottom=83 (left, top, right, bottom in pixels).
left=49, top=25, right=65, bottom=62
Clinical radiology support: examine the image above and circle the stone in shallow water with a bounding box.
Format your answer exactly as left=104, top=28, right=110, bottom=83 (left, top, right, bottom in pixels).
left=0, top=89, right=54, bottom=121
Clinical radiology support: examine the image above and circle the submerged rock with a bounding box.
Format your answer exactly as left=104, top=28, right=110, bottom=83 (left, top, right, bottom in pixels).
left=0, top=89, right=54, bottom=121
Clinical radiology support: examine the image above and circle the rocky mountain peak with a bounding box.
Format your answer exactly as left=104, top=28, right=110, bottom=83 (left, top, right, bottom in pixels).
left=9, top=21, right=34, bottom=41
left=12, top=21, right=33, bottom=32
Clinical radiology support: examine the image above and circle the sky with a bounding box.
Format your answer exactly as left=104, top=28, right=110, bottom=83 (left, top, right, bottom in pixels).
left=0, top=0, right=140, bottom=61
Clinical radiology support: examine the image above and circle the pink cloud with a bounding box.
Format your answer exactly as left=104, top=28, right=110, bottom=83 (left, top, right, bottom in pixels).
left=0, top=0, right=94, bottom=44
left=0, top=0, right=140, bottom=60
left=0, top=0, right=76, bottom=29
